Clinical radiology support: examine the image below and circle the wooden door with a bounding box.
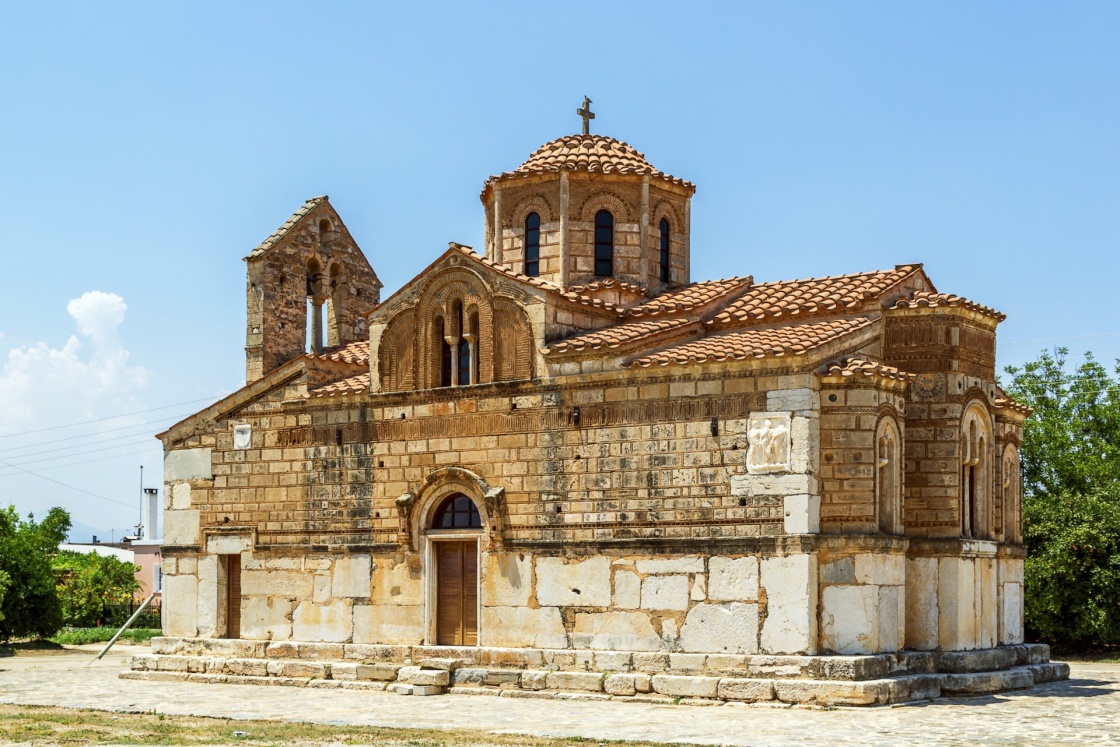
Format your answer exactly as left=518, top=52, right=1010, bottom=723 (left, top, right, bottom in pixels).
left=436, top=541, right=478, bottom=646
left=225, top=555, right=241, bottom=639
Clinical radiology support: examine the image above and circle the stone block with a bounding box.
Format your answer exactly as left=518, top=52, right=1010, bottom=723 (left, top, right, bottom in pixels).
left=593, top=651, right=632, bottom=672
left=571, top=611, right=661, bottom=651
left=679, top=602, right=759, bottom=654
left=760, top=554, right=817, bottom=654
left=546, top=671, right=604, bottom=692
left=164, top=448, right=213, bottom=481
left=241, top=569, right=313, bottom=598
left=789, top=415, right=819, bottom=474
left=635, top=556, right=705, bottom=574
left=416, top=657, right=463, bottom=671
left=708, top=556, right=759, bottom=602
left=651, top=674, right=720, bottom=698
left=941, top=668, right=1034, bottom=695
left=353, top=604, right=424, bottom=645
left=480, top=606, right=568, bottom=649
left=820, top=557, right=854, bottom=585
left=775, top=679, right=889, bottom=706
left=631, top=652, right=670, bottom=672
left=937, top=647, right=1016, bottom=674
left=196, top=554, right=222, bottom=638
left=482, top=670, right=522, bottom=688
left=613, top=570, right=641, bottom=608
left=782, top=494, right=820, bottom=534
left=604, top=673, right=637, bottom=696
left=1000, top=582, right=1023, bottom=645
left=717, top=678, right=775, bottom=701
left=520, top=670, right=549, bottom=690
left=731, top=474, right=817, bottom=498
left=390, top=683, right=442, bottom=696
left=398, top=666, right=450, bottom=686
left=169, top=482, right=191, bottom=510
left=535, top=556, right=611, bottom=607
left=821, top=585, right=878, bottom=655
left=163, top=574, right=197, bottom=637
left=879, top=585, right=904, bottom=652
left=905, top=556, right=938, bottom=650
left=240, top=596, right=293, bottom=641
left=332, top=555, right=371, bottom=598
left=640, top=575, right=690, bottom=610
left=292, top=599, right=353, bottom=643
left=164, top=510, right=201, bottom=547
left=854, top=553, right=905, bottom=586
left=269, top=661, right=328, bottom=679
left=296, top=642, right=344, bottom=659
left=372, top=558, right=421, bottom=603
left=668, top=653, right=707, bottom=672
left=482, top=551, right=532, bottom=607
left=205, top=534, right=251, bottom=555
left=449, top=667, right=487, bottom=686
left=331, top=663, right=358, bottom=681
left=356, top=663, right=402, bottom=681
left=767, top=388, right=817, bottom=412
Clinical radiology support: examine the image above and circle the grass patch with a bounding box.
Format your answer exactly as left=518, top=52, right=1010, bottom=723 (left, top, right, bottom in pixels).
left=1048, top=643, right=1120, bottom=663
left=49, top=627, right=162, bottom=645
left=0, top=704, right=692, bottom=747
left=0, top=639, right=68, bottom=657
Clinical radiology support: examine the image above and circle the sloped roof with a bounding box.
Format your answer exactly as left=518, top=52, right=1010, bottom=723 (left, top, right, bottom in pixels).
left=822, top=356, right=915, bottom=383
left=626, top=277, right=752, bottom=318
left=708, top=265, right=924, bottom=327
left=624, top=317, right=874, bottom=369
left=483, top=135, right=695, bottom=194
left=312, top=340, right=370, bottom=366
left=245, top=196, right=328, bottom=260
left=891, top=291, right=1006, bottom=321
left=308, top=372, right=370, bottom=398
left=544, top=318, right=694, bottom=355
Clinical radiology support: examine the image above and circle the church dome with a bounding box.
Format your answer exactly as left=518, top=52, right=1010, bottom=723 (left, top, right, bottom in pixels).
left=483, top=134, right=695, bottom=195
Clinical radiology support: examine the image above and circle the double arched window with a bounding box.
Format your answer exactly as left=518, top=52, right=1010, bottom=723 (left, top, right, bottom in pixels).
left=594, top=210, right=614, bottom=277
left=659, top=218, right=671, bottom=284
left=437, top=301, right=479, bottom=388
left=524, top=212, right=540, bottom=277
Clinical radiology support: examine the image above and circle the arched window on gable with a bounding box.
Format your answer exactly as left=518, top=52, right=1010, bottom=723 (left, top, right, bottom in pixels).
left=659, top=217, right=671, bottom=284
left=961, top=407, right=992, bottom=539
left=524, top=212, right=540, bottom=277
left=594, top=210, right=614, bottom=277
left=432, top=493, right=482, bottom=529
left=876, top=418, right=902, bottom=534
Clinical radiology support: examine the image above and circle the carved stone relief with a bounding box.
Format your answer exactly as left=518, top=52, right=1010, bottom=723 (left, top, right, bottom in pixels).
left=746, top=412, right=791, bottom=475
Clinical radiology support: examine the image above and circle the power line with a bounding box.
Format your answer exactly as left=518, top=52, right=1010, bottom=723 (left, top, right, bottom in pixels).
left=0, top=457, right=139, bottom=510
left=0, top=436, right=159, bottom=468
left=0, top=395, right=224, bottom=440
left=0, top=431, right=160, bottom=461
left=0, top=414, right=181, bottom=454
left=0, top=450, right=146, bottom=478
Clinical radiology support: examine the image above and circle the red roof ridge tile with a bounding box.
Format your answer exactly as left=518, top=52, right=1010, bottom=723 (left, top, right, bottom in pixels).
left=307, top=372, right=371, bottom=398
left=821, top=356, right=915, bottom=383
left=543, top=317, right=695, bottom=355
left=892, top=291, right=1006, bottom=321
left=246, top=196, right=328, bottom=260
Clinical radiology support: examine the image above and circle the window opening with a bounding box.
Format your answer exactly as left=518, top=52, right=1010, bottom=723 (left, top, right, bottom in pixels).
left=524, top=212, right=540, bottom=277
left=594, top=210, right=614, bottom=277
left=659, top=217, right=670, bottom=283
left=433, top=493, right=482, bottom=529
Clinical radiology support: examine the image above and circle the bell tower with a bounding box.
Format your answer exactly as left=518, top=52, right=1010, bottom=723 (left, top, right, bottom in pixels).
left=480, top=101, right=695, bottom=292
left=244, top=197, right=382, bottom=383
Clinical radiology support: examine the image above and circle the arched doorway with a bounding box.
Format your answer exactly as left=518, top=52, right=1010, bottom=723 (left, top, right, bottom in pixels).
left=430, top=494, right=481, bottom=646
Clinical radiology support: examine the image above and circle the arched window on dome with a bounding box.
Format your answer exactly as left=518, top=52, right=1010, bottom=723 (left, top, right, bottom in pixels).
left=659, top=218, right=671, bottom=284
left=432, top=493, right=482, bottom=529
left=437, top=315, right=452, bottom=388
left=594, top=210, right=614, bottom=277
left=524, top=212, right=540, bottom=277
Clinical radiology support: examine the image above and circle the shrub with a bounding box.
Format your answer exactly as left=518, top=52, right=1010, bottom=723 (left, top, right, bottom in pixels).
left=0, top=506, right=70, bottom=641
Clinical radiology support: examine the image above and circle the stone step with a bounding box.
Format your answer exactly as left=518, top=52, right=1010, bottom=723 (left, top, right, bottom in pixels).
left=122, top=655, right=1069, bottom=707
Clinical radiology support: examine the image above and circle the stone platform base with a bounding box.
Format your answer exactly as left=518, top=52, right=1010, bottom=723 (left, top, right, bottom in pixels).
left=123, top=638, right=1068, bottom=707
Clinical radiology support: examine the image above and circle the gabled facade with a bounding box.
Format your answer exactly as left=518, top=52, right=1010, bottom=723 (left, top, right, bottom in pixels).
left=139, top=127, right=1064, bottom=706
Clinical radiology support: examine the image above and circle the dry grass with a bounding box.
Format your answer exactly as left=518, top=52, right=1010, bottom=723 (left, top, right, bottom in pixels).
left=0, top=704, right=683, bottom=747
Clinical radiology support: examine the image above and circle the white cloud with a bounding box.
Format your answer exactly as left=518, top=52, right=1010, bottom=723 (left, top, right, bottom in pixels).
left=0, top=291, right=149, bottom=433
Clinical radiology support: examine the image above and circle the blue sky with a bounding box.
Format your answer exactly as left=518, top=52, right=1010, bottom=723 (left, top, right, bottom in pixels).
left=1, top=2, right=1117, bottom=539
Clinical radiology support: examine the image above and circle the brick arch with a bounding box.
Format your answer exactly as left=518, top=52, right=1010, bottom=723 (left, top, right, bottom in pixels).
left=578, top=191, right=634, bottom=223
left=510, top=193, right=556, bottom=225
left=379, top=308, right=417, bottom=392
left=651, top=198, right=684, bottom=230
left=492, top=297, right=534, bottom=382
left=416, top=268, right=496, bottom=388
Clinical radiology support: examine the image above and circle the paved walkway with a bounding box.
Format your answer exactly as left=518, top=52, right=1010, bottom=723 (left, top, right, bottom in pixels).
left=1, top=647, right=1117, bottom=745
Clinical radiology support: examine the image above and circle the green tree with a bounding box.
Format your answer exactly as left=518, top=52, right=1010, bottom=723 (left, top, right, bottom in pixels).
left=1004, top=349, right=1120, bottom=646
left=52, top=550, right=140, bottom=627
left=0, top=505, right=71, bottom=641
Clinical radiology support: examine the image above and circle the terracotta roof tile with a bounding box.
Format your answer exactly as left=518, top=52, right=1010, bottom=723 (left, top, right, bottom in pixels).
left=246, top=196, right=327, bottom=260
left=308, top=372, right=370, bottom=398
left=569, top=278, right=649, bottom=297
left=544, top=318, right=694, bottom=355
left=624, top=317, right=874, bottom=369
left=892, top=291, right=1006, bottom=321
left=309, top=340, right=370, bottom=366
left=459, top=247, right=623, bottom=313
left=709, top=266, right=922, bottom=327
left=994, top=386, right=1033, bottom=416
left=626, top=277, right=752, bottom=318
left=483, top=135, right=694, bottom=194
left=823, top=356, right=915, bottom=383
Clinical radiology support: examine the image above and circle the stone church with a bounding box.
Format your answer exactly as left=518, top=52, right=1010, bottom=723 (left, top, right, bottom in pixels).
left=130, top=108, right=1067, bottom=704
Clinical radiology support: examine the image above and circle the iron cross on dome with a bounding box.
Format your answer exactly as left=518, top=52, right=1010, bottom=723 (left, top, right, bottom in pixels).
left=577, top=96, right=595, bottom=135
